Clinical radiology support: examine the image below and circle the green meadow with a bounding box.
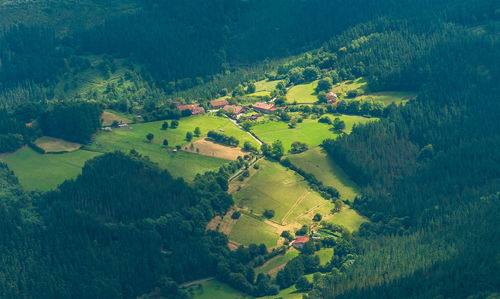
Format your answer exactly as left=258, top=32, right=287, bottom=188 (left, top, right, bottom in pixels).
left=353, top=91, right=416, bottom=105
left=1, top=147, right=100, bottom=191
left=251, top=115, right=374, bottom=152
left=286, top=80, right=318, bottom=103
left=256, top=249, right=300, bottom=275
left=331, top=78, right=368, bottom=96
left=232, top=160, right=327, bottom=224
left=288, top=146, right=359, bottom=201
left=229, top=213, right=280, bottom=248
left=189, top=279, right=249, bottom=299
left=315, top=248, right=334, bottom=265
left=87, top=114, right=259, bottom=181
left=326, top=208, right=368, bottom=232
left=247, top=79, right=283, bottom=97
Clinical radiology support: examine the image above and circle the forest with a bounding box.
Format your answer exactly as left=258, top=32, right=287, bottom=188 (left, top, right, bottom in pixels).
left=0, top=0, right=499, bottom=298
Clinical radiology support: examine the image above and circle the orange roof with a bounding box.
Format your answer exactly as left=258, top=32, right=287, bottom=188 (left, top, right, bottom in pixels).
left=210, top=99, right=229, bottom=107
left=294, top=235, right=310, bottom=244
left=177, top=104, right=197, bottom=111
left=223, top=105, right=243, bottom=114
left=253, top=102, right=276, bottom=111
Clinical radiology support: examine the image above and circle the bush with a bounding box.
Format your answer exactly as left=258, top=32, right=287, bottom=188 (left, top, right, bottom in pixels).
left=231, top=211, right=241, bottom=219
left=313, top=213, right=322, bottom=221
left=263, top=209, right=275, bottom=219
left=253, top=163, right=260, bottom=170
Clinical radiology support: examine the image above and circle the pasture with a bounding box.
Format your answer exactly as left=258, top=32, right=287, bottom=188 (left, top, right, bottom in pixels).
left=101, top=110, right=133, bottom=126
left=189, top=279, right=249, bottom=299
left=352, top=91, right=416, bottom=105
left=331, top=78, right=368, bottom=96
left=231, top=159, right=328, bottom=225
left=256, top=249, right=299, bottom=275
left=286, top=80, right=318, bottom=103
left=183, top=138, right=246, bottom=160
left=1, top=147, right=99, bottom=191
left=251, top=115, right=374, bottom=152
left=325, top=208, right=368, bottom=232
left=247, top=79, right=283, bottom=97
left=35, top=136, right=82, bottom=153
left=229, top=213, right=280, bottom=248
left=288, top=146, right=359, bottom=201
left=87, top=114, right=258, bottom=181
left=315, top=248, right=334, bottom=265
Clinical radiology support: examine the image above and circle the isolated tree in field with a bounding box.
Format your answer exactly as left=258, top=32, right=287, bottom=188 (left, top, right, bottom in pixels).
left=163, top=139, right=168, bottom=146
left=186, top=132, right=193, bottom=141
left=263, top=209, right=275, bottom=219
left=146, top=133, right=154, bottom=142
left=231, top=211, right=241, bottom=219
left=333, top=118, right=346, bottom=132
left=162, top=122, right=169, bottom=130
left=247, top=82, right=256, bottom=94
left=194, top=127, right=201, bottom=137
left=171, top=120, right=179, bottom=128
left=316, top=77, right=332, bottom=93
left=111, top=120, right=119, bottom=128
left=313, top=213, right=322, bottom=221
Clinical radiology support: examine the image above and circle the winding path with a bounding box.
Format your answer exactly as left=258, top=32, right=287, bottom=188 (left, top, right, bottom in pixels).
left=224, top=115, right=263, bottom=146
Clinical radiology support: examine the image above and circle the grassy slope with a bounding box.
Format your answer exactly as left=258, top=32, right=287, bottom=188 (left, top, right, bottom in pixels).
left=287, top=146, right=359, bottom=201
left=1, top=147, right=99, bottom=191
left=35, top=136, right=82, bottom=153
left=352, top=91, right=416, bottom=105
left=251, top=115, right=374, bottom=152
left=256, top=249, right=300, bottom=275
left=232, top=160, right=327, bottom=224
left=229, top=213, right=280, bottom=248
left=87, top=114, right=258, bottom=181
left=315, top=248, right=334, bottom=265
left=326, top=208, right=368, bottom=232
left=101, top=110, right=133, bottom=126
left=286, top=80, right=318, bottom=103
left=247, top=79, right=282, bottom=97
left=189, top=280, right=249, bottom=299
left=331, top=78, right=368, bottom=96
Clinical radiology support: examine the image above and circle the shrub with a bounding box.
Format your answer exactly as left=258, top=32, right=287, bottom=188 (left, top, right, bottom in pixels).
left=231, top=211, right=241, bottom=219
left=263, top=209, right=275, bottom=219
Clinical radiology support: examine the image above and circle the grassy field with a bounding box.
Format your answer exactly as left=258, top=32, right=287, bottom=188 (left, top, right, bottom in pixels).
left=325, top=208, right=368, bottom=232
left=247, top=79, right=282, bottom=97
left=251, top=115, right=374, bottom=152
left=101, top=110, right=133, bottom=126
left=229, top=213, right=280, bottom=248
left=189, top=279, right=249, bottom=299
left=232, top=160, right=328, bottom=224
left=183, top=138, right=245, bottom=160
left=1, top=147, right=99, bottom=191
left=286, top=80, right=318, bottom=103
left=315, top=248, right=334, bottom=265
left=331, top=78, right=368, bottom=96
left=288, top=147, right=359, bottom=201
left=352, top=91, right=416, bottom=105
left=35, top=136, right=82, bottom=153
left=256, top=249, right=300, bottom=275
left=87, top=114, right=258, bottom=181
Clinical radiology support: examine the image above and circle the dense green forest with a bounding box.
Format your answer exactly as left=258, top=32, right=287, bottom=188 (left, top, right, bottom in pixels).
left=0, top=0, right=499, bottom=298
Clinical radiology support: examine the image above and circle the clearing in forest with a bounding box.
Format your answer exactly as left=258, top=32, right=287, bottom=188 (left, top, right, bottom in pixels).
left=229, top=213, right=281, bottom=248
left=100, top=110, right=133, bottom=126
left=286, top=80, right=319, bottom=103
left=34, top=136, right=82, bottom=153
left=287, top=146, right=359, bottom=202
left=251, top=114, right=375, bottom=152
left=0, top=147, right=99, bottom=191
left=247, top=79, right=283, bottom=98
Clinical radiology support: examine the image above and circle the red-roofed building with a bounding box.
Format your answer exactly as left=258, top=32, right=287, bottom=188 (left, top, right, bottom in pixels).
left=326, top=92, right=338, bottom=103
left=291, top=235, right=310, bottom=249
left=223, top=105, right=244, bottom=115
left=177, top=104, right=205, bottom=115
left=25, top=122, right=33, bottom=128
left=253, top=102, right=277, bottom=114
left=210, top=99, right=229, bottom=109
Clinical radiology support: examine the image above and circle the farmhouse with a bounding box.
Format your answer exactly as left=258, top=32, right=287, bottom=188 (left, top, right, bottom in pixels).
left=177, top=104, right=205, bottom=115
left=291, top=235, right=310, bottom=249
left=210, top=99, right=229, bottom=108
left=326, top=92, right=338, bottom=103
left=223, top=105, right=244, bottom=115
left=253, top=102, right=277, bottom=114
